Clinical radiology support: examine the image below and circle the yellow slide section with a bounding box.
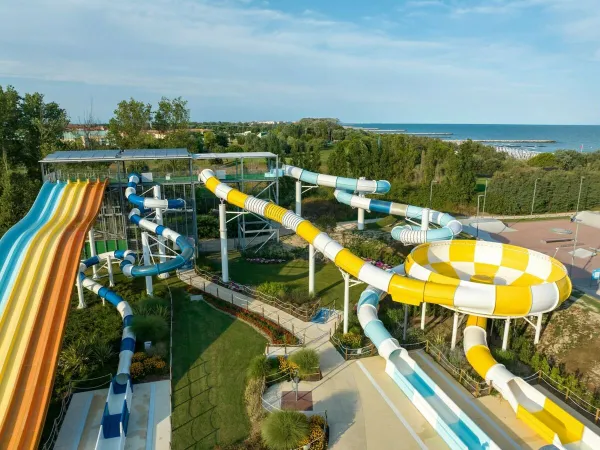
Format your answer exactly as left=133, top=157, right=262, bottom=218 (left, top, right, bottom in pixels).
left=0, top=181, right=87, bottom=429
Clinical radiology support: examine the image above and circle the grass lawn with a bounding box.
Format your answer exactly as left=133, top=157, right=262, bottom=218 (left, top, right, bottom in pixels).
left=201, top=252, right=363, bottom=309
left=170, top=287, right=267, bottom=449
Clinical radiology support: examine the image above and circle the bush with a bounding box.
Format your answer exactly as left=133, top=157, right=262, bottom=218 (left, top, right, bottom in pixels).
left=242, top=242, right=297, bottom=261
left=257, top=282, right=290, bottom=298
left=289, top=349, right=320, bottom=377
left=299, top=416, right=327, bottom=450
left=132, top=352, right=148, bottom=363
left=247, top=355, right=269, bottom=380
left=340, top=332, right=363, bottom=349
left=315, top=214, right=337, bottom=231
left=245, top=376, right=266, bottom=434
left=130, top=315, right=169, bottom=344
left=133, top=297, right=170, bottom=320
left=146, top=342, right=168, bottom=359
left=261, top=410, right=309, bottom=450
left=130, top=361, right=145, bottom=380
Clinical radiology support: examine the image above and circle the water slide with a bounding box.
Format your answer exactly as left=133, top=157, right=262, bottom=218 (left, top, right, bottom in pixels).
left=79, top=254, right=136, bottom=449
left=0, top=179, right=107, bottom=449
left=201, top=167, right=596, bottom=449
left=74, top=173, right=194, bottom=449
left=279, top=164, right=463, bottom=244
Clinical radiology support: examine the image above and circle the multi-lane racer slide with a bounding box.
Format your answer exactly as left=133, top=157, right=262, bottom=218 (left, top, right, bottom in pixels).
left=202, top=167, right=600, bottom=449
left=0, top=179, right=107, bottom=449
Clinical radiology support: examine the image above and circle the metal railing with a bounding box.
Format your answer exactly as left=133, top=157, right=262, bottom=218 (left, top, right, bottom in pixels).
left=422, top=341, right=492, bottom=397
left=330, top=334, right=377, bottom=360
left=532, top=371, right=600, bottom=425
left=41, top=373, right=113, bottom=450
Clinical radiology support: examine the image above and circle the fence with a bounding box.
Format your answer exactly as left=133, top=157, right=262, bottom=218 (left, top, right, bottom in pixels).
left=330, top=333, right=377, bottom=360
left=41, top=373, right=113, bottom=450
left=422, top=341, right=492, bottom=397
left=186, top=268, right=324, bottom=322
left=533, top=371, right=600, bottom=426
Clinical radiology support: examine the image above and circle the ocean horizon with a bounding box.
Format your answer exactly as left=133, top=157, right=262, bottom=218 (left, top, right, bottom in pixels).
left=344, top=123, right=600, bottom=153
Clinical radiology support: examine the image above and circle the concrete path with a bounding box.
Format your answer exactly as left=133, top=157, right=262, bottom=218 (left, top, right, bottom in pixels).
left=55, top=380, right=171, bottom=450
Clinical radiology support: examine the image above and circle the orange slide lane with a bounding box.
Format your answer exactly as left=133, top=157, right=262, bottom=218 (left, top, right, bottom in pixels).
left=0, top=180, right=106, bottom=450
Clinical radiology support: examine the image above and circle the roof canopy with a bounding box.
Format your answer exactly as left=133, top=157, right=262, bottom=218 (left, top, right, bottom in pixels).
left=41, top=149, right=277, bottom=163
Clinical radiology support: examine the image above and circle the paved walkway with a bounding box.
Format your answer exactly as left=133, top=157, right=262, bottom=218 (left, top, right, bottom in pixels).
left=55, top=380, right=171, bottom=450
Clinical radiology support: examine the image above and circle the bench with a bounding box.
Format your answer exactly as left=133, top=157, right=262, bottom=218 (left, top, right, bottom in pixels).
left=541, top=238, right=574, bottom=244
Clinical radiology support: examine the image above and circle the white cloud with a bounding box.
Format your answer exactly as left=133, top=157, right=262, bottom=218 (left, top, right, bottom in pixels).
left=0, top=0, right=598, bottom=123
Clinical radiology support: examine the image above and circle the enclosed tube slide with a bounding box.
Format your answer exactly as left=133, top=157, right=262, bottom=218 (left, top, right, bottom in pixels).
left=280, top=164, right=391, bottom=194
left=123, top=174, right=194, bottom=276
left=358, top=268, right=499, bottom=449
left=278, top=164, right=463, bottom=244
left=79, top=256, right=135, bottom=447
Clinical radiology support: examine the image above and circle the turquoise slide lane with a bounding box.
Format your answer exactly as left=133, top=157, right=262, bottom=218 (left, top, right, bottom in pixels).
left=0, top=182, right=65, bottom=314
left=359, top=279, right=499, bottom=450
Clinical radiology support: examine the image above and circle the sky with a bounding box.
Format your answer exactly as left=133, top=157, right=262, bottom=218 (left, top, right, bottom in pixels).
left=1, top=0, right=599, bottom=124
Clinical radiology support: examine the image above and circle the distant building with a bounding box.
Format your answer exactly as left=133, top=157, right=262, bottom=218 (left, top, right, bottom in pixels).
left=62, top=129, right=109, bottom=146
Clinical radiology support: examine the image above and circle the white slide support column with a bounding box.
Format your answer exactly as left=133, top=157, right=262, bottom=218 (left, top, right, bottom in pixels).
left=88, top=228, right=98, bottom=279
left=343, top=271, right=350, bottom=334
left=357, top=177, right=365, bottom=231
left=308, top=244, right=315, bottom=296
left=502, top=317, right=511, bottom=351
left=420, top=303, right=427, bottom=330
left=141, top=232, right=153, bottom=296
left=421, top=208, right=429, bottom=230
left=451, top=312, right=459, bottom=350
left=534, top=314, right=543, bottom=344
left=106, top=253, right=115, bottom=287
left=76, top=275, right=86, bottom=309
left=295, top=180, right=302, bottom=216
left=154, top=185, right=169, bottom=280
left=403, top=305, right=409, bottom=341
left=219, top=201, right=229, bottom=283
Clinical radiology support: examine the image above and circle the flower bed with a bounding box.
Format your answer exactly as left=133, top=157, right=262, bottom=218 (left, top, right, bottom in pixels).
left=245, top=257, right=287, bottom=264
left=362, top=257, right=393, bottom=270
left=203, top=295, right=300, bottom=345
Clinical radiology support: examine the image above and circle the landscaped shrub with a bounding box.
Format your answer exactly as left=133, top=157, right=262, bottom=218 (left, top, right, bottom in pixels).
left=92, top=341, right=116, bottom=368
left=146, top=342, right=168, bottom=359
left=261, top=410, right=309, bottom=450
left=277, top=356, right=299, bottom=378
left=130, top=361, right=145, bottom=380
left=247, top=355, right=269, bottom=380
left=132, top=352, right=148, bottom=363
left=242, top=242, right=297, bottom=261
left=289, top=349, right=320, bottom=377
left=257, top=281, right=290, bottom=298
left=133, top=297, right=170, bottom=320
left=245, top=376, right=266, bottom=434
left=298, top=415, right=327, bottom=450
left=130, top=315, right=169, bottom=344
left=340, top=332, right=363, bottom=349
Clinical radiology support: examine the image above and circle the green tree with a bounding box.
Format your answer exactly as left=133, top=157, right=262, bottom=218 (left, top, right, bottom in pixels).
left=203, top=131, right=217, bottom=150
left=153, top=96, right=189, bottom=132
left=108, top=98, right=153, bottom=149
left=447, top=140, right=477, bottom=204
left=327, top=145, right=348, bottom=176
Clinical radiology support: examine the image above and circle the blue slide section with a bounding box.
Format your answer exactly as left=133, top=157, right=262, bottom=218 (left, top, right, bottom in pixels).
left=122, top=173, right=194, bottom=277
left=0, top=182, right=65, bottom=315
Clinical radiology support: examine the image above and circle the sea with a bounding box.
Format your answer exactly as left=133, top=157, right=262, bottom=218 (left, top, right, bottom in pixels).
left=344, top=124, right=600, bottom=153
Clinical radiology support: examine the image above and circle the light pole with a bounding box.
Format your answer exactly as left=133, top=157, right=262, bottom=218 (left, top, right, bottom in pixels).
left=531, top=178, right=540, bottom=216
left=476, top=194, right=485, bottom=238
left=570, top=176, right=585, bottom=276
left=429, top=179, right=438, bottom=209
left=482, top=179, right=489, bottom=216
